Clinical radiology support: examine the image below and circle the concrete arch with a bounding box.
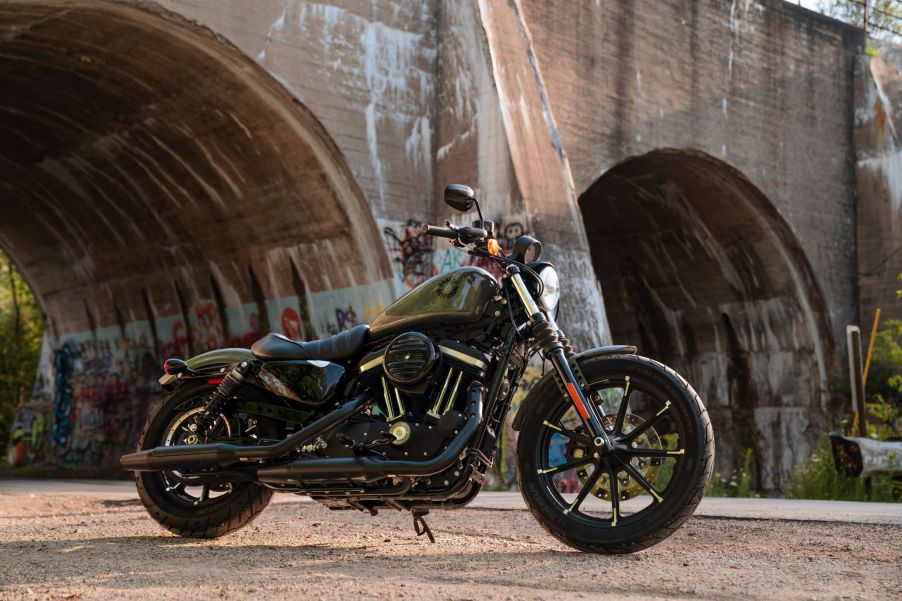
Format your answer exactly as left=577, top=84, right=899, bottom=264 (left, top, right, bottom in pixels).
left=0, top=0, right=393, bottom=470
left=0, top=0, right=392, bottom=341
left=578, top=149, right=834, bottom=490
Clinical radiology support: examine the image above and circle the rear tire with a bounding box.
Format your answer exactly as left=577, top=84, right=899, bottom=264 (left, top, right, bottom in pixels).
left=516, top=354, right=714, bottom=554
left=135, top=382, right=274, bottom=538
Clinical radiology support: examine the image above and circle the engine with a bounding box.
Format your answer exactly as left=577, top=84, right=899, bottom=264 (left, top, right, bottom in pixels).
left=324, top=332, right=490, bottom=462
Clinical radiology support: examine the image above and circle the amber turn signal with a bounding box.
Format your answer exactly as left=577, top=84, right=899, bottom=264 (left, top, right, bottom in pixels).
left=487, top=238, right=501, bottom=256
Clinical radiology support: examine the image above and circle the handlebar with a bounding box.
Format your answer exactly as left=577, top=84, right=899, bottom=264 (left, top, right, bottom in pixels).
left=422, top=224, right=458, bottom=239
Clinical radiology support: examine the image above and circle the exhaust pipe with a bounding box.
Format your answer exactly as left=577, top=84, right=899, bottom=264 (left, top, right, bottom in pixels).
left=120, top=393, right=369, bottom=471
left=256, top=384, right=485, bottom=484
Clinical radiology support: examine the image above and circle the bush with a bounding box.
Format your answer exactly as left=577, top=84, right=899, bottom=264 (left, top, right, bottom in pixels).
left=786, top=434, right=899, bottom=502
left=705, top=448, right=758, bottom=498
left=0, top=250, right=44, bottom=448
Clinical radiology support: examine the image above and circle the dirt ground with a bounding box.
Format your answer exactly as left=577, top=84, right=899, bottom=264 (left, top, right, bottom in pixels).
left=0, top=492, right=899, bottom=600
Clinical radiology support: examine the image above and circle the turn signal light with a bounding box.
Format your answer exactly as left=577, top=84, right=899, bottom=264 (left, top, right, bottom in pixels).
left=487, top=238, right=501, bottom=256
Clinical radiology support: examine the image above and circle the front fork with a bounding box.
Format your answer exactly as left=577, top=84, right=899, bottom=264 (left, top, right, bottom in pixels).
left=506, top=266, right=614, bottom=452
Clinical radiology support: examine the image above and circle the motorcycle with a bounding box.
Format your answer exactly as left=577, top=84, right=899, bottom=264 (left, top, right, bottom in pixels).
left=121, top=184, right=714, bottom=553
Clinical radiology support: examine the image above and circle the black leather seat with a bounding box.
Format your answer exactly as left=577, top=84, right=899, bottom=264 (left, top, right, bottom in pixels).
left=251, top=325, right=370, bottom=362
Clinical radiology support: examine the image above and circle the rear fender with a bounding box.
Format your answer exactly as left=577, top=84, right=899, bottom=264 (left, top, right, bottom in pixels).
left=511, top=345, right=637, bottom=431
left=159, top=348, right=256, bottom=390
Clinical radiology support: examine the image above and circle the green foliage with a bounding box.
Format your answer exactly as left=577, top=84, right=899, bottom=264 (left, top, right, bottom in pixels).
left=0, top=249, right=44, bottom=447
left=866, top=319, right=902, bottom=405
left=817, top=0, right=902, bottom=43
left=787, top=434, right=899, bottom=502
left=705, top=448, right=759, bottom=498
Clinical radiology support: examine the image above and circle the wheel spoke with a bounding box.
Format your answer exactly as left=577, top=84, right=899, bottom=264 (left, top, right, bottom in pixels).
left=619, top=460, right=663, bottom=503
left=542, top=420, right=593, bottom=446
left=536, top=456, right=594, bottom=475
left=563, top=464, right=603, bottom=515
left=609, top=468, right=620, bottom=526
left=623, top=400, right=671, bottom=443
left=612, top=376, right=631, bottom=434
left=624, top=448, right=685, bottom=458
left=201, top=485, right=210, bottom=502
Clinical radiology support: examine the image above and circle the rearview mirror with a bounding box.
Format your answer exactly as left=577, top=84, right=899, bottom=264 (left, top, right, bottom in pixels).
left=444, top=184, right=475, bottom=212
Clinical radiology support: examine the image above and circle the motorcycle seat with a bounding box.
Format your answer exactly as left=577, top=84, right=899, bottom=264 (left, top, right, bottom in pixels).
left=250, top=324, right=370, bottom=362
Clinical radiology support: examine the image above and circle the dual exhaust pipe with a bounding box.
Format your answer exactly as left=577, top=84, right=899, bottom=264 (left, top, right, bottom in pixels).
left=120, top=385, right=485, bottom=484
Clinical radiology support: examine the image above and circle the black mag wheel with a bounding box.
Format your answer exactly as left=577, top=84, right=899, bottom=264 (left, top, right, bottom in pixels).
left=135, top=381, right=276, bottom=538
left=516, top=354, right=714, bottom=554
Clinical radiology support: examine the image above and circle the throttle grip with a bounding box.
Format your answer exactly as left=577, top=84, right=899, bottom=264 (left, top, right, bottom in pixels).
left=422, top=225, right=457, bottom=239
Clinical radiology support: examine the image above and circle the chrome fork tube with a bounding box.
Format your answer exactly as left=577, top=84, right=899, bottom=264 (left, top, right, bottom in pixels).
left=506, top=265, right=613, bottom=451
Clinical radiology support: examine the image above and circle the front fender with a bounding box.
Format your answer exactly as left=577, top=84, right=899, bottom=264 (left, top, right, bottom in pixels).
left=511, top=344, right=637, bottom=431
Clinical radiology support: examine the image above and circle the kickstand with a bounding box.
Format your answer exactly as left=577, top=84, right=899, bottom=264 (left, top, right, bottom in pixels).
left=412, top=510, right=435, bottom=543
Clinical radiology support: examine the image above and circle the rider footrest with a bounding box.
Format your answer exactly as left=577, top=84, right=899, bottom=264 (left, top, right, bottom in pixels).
left=412, top=510, right=435, bottom=543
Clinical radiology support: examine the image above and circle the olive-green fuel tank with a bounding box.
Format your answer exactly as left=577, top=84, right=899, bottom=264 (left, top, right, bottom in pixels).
left=369, top=266, right=500, bottom=339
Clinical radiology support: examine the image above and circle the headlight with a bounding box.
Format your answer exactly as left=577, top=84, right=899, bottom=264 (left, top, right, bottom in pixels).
left=538, top=266, right=560, bottom=312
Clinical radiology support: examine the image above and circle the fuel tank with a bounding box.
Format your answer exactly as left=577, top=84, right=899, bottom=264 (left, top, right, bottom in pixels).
left=370, top=266, right=500, bottom=339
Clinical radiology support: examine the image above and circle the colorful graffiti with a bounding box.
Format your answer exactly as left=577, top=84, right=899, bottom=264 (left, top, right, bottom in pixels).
left=50, top=342, right=76, bottom=446
left=7, top=405, right=49, bottom=466
left=433, top=219, right=528, bottom=279
left=383, top=220, right=435, bottom=287
left=280, top=307, right=302, bottom=341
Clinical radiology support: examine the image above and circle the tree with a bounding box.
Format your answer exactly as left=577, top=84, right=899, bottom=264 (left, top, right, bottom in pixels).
left=818, top=0, right=902, bottom=43
left=0, top=250, right=44, bottom=454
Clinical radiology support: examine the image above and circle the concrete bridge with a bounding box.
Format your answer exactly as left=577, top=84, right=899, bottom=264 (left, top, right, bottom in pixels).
left=2, top=0, right=900, bottom=490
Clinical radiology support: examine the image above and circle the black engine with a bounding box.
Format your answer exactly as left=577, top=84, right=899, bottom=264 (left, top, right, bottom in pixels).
left=324, top=332, right=490, bottom=463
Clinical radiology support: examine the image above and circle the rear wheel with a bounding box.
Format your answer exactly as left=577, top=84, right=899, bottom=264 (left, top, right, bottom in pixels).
left=516, top=354, right=714, bottom=553
left=135, top=382, right=275, bottom=538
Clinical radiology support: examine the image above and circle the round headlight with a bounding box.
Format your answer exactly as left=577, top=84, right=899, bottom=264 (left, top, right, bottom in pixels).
left=538, top=266, right=560, bottom=312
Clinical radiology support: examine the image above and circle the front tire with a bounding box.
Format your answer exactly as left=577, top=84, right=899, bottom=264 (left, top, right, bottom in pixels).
left=135, top=382, right=274, bottom=538
left=516, top=354, right=714, bottom=554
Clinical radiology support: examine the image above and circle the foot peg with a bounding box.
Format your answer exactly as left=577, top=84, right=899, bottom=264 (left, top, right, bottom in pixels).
left=412, top=510, right=435, bottom=543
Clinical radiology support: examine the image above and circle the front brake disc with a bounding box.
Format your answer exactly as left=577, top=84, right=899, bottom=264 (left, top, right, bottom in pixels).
left=566, top=414, right=662, bottom=501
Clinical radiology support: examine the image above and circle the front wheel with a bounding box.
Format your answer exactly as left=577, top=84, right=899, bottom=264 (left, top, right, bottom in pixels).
left=516, top=354, right=714, bottom=554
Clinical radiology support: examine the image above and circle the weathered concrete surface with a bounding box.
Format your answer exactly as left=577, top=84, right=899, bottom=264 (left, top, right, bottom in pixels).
left=855, top=43, right=902, bottom=327
left=0, top=0, right=895, bottom=490
left=0, top=484, right=900, bottom=600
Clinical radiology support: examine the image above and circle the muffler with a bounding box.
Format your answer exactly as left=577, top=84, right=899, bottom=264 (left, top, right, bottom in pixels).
left=255, top=384, right=485, bottom=484
left=120, top=393, right=368, bottom=471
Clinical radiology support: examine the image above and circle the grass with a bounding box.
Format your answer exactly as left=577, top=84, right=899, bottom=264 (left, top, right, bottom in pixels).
left=786, top=434, right=900, bottom=502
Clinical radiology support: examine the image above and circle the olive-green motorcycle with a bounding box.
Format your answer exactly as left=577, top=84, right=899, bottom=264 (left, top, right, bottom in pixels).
left=121, top=184, right=714, bottom=553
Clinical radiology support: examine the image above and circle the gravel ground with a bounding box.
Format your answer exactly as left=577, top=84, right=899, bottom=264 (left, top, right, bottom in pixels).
left=0, top=491, right=899, bottom=600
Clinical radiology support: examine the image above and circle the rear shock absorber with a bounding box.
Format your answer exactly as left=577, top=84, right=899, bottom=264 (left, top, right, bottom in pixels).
left=193, top=361, right=252, bottom=433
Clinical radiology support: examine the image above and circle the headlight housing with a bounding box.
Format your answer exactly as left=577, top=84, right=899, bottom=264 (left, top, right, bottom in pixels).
left=538, top=266, right=560, bottom=313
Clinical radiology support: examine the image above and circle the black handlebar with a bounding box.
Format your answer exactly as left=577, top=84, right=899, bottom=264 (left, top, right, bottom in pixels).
left=422, top=224, right=457, bottom=239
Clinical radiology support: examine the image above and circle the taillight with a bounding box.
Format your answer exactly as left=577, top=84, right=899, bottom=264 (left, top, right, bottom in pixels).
left=163, top=358, right=188, bottom=376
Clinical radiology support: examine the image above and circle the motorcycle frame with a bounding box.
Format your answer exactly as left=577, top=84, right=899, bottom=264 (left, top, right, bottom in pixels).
left=122, top=245, right=616, bottom=508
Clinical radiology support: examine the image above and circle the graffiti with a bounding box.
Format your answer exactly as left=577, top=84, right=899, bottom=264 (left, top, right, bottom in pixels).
left=194, top=301, right=223, bottom=352
left=51, top=342, right=76, bottom=446
left=384, top=220, right=435, bottom=287
left=326, top=305, right=359, bottom=335
left=7, top=406, right=49, bottom=466
left=229, top=312, right=263, bottom=348
left=280, top=307, right=302, bottom=340
left=487, top=357, right=581, bottom=492
left=159, top=319, right=190, bottom=359
left=432, top=219, right=529, bottom=280
left=6, top=281, right=414, bottom=472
